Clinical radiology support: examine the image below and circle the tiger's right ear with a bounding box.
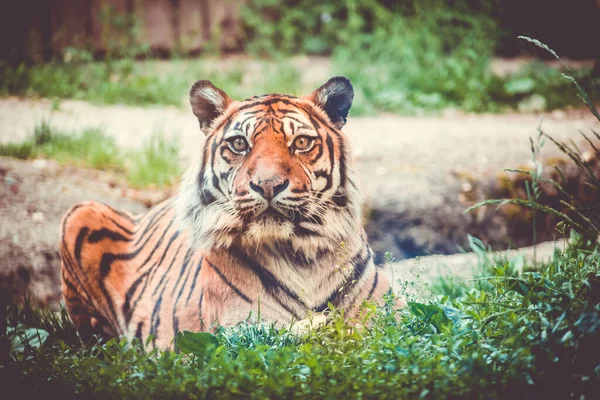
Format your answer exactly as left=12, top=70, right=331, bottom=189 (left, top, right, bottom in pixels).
left=189, top=80, right=232, bottom=134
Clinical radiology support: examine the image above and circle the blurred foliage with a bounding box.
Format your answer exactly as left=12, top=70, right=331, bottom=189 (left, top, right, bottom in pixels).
left=0, top=120, right=123, bottom=170
left=242, top=0, right=599, bottom=114
left=0, top=121, right=180, bottom=189
left=241, top=0, right=500, bottom=56
left=0, top=0, right=598, bottom=114
left=0, top=58, right=307, bottom=108
left=125, top=131, right=180, bottom=189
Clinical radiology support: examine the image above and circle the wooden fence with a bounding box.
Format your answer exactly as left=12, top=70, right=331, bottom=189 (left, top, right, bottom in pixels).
left=1, top=0, right=243, bottom=62
left=1, top=1, right=600, bottom=63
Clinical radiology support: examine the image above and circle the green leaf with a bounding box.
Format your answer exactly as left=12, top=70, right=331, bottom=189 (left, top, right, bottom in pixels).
left=408, top=302, right=454, bottom=334
left=504, top=77, right=536, bottom=95
left=176, top=331, right=219, bottom=357
left=10, top=327, right=49, bottom=353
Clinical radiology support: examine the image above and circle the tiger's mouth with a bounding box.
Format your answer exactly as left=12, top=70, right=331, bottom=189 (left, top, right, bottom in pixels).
left=255, top=206, right=290, bottom=222
left=244, top=203, right=305, bottom=225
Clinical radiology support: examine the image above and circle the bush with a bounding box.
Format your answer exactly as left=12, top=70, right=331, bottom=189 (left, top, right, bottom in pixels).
left=3, top=242, right=599, bottom=398
left=242, top=0, right=600, bottom=115
left=332, top=7, right=498, bottom=114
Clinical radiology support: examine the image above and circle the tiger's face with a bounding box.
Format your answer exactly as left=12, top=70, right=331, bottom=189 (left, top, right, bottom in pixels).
left=178, top=77, right=361, bottom=256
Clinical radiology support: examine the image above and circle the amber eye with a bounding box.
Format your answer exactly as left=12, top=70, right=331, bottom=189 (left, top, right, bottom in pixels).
left=227, top=136, right=249, bottom=153
left=293, top=136, right=314, bottom=151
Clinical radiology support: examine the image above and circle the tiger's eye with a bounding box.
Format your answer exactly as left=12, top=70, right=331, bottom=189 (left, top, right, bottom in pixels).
left=229, top=137, right=249, bottom=153
left=294, top=136, right=313, bottom=151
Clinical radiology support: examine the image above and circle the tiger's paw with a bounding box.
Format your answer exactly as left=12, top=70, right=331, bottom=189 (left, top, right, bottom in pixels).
left=289, top=313, right=328, bottom=336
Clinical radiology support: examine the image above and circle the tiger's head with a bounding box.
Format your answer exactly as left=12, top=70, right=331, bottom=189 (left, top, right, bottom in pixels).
left=177, top=77, right=362, bottom=258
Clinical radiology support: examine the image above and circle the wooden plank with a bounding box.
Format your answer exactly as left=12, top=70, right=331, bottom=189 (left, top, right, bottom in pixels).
left=89, top=0, right=131, bottom=53
left=208, top=0, right=241, bottom=51
left=137, top=0, right=177, bottom=52
left=0, top=0, right=53, bottom=62
left=49, top=0, right=89, bottom=53
left=179, top=0, right=205, bottom=51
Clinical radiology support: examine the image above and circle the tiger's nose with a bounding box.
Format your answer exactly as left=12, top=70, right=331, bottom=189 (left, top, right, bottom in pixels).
left=249, top=178, right=289, bottom=200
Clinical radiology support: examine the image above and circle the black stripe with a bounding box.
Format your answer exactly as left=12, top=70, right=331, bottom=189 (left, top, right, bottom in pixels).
left=133, top=203, right=171, bottom=247
left=61, top=203, right=85, bottom=240
left=198, top=288, right=205, bottom=330
left=237, top=97, right=294, bottom=111
left=74, top=227, right=89, bottom=267
left=151, top=242, right=184, bottom=297
left=88, top=228, right=130, bottom=244
left=200, top=188, right=217, bottom=205
left=148, top=241, right=186, bottom=343
left=100, top=220, right=179, bottom=325
left=229, top=248, right=305, bottom=318
left=314, top=247, right=372, bottom=312
left=101, top=202, right=136, bottom=223
left=332, top=190, right=348, bottom=207
left=367, top=271, right=379, bottom=300
left=150, top=289, right=165, bottom=347
left=60, top=244, right=94, bottom=303
left=136, top=219, right=178, bottom=272
left=109, top=216, right=134, bottom=236
left=122, top=269, right=151, bottom=323
left=172, top=248, right=196, bottom=337
left=185, top=257, right=204, bottom=305
left=324, top=133, right=335, bottom=193
left=337, top=136, right=347, bottom=189
left=206, top=259, right=251, bottom=303
left=135, top=322, right=144, bottom=341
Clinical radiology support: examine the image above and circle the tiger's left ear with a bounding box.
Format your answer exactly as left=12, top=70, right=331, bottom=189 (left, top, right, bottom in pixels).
left=305, top=76, right=354, bottom=129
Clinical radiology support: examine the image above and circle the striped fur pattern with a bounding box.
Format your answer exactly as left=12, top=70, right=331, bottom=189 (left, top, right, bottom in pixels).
left=60, top=77, right=399, bottom=348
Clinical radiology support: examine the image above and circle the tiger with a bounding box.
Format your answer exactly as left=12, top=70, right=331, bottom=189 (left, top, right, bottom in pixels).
left=60, top=76, right=404, bottom=349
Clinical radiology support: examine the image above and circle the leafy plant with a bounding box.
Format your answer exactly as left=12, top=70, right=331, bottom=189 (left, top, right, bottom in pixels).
left=125, top=132, right=180, bottom=189
left=176, top=331, right=219, bottom=358
left=466, top=38, right=600, bottom=244
left=4, top=241, right=600, bottom=397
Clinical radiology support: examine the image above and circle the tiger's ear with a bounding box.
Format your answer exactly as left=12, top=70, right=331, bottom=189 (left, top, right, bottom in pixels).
left=189, top=80, right=232, bottom=133
left=306, top=76, right=354, bottom=129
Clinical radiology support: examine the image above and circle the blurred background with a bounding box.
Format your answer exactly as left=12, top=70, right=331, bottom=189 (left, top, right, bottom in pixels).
left=1, top=0, right=600, bottom=112
left=0, top=0, right=599, bottom=307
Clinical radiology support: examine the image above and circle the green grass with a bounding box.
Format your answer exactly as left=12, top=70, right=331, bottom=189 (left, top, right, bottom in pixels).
left=0, top=59, right=306, bottom=108
left=0, top=60, right=185, bottom=106
left=0, top=120, right=123, bottom=170
left=125, top=132, right=180, bottom=189
left=2, top=55, right=596, bottom=116
left=0, top=121, right=180, bottom=189
left=3, top=240, right=599, bottom=398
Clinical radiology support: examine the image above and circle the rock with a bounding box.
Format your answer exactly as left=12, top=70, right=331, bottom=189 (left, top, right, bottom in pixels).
left=31, top=212, right=45, bottom=223
left=518, top=94, right=547, bottom=113
left=383, top=240, right=566, bottom=300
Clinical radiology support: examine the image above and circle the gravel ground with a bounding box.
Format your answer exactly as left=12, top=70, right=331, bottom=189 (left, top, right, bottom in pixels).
left=0, top=157, right=564, bottom=308
left=3, top=97, right=597, bottom=258
left=1, top=97, right=598, bottom=211
left=0, top=158, right=155, bottom=308
left=0, top=97, right=598, bottom=306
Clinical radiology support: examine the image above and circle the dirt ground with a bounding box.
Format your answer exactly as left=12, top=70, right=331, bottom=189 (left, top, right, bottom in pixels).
left=0, top=97, right=598, bottom=307
left=0, top=158, right=166, bottom=308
